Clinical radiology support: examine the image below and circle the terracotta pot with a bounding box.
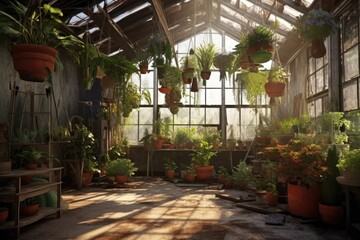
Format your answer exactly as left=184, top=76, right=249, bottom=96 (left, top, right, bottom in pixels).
left=166, top=169, right=175, bottom=180
left=20, top=204, right=39, bottom=216
left=24, top=163, right=37, bottom=170
left=0, top=210, right=8, bottom=225
left=265, top=82, right=286, bottom=97
left=224, top=179, right=233, bottom=189
left=200, top=70, right=211, bottom=80
left=265, top=191, right=278, bottom=207
left=196, top=166, right=213, bottom=181
left=182, top=72, right=192, bottom=84
left=82, top=171, right=94, bottom=187
left=319, top=203, right=344, bottom=224
left=116, top=175, right=127, bottom=185
left=153, top=139, right=164, bottom=149
left=190, top=77, right=199, bottom=92
left=287, top=183, right=321, bottom=218
left=11, top=44, right=58, bottom=82
left=139, top=65, right=148, bottom=74
left=159, top=87, right=172, bottom=94
left=186, top=173, right=196, bottom=183
left=218, top=175, right=225, bottom=184
left=246, top=43, right=273, bottom=56
left=311, top=39, right=326, bottom=58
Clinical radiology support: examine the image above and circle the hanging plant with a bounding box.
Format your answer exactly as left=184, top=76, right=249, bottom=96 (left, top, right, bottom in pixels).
left=195, top=43, right=218, bottom=82
left=265, top=66, right=288, bottom=98
left=214, top=52, right=235, bottom=81
left=245, top=26, right=274, bottom=64
left=239, top=71, right=268, bottom=106
left=295, top=9, right=338, bottom=58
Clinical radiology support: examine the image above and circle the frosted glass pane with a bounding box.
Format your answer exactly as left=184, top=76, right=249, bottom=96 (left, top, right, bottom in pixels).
left=343, top=81, right=358, bottom=111
left=226, top=108, right=240, bottom=127
left=344, top=46, right=359, bottom=82
left=123, top=125, right=137, bottom=144
left=225, top=89, right=237, bottom=105
left=139, top=108, right=153, bottom=124
left=206, top=71, right=222, bottom=87
left=174, top=107, right=190, bottom=124
left=206, top=89, right=222, bottom=105
left=190, top=108, right=205, bottom=124
left=206, top=108, right=220, bottom=124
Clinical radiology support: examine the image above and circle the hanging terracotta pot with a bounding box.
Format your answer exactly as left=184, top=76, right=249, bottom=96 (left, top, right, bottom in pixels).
left=139, top=65, right=148, bottom=74
left=200, top=70, right=211, bottom=80
left=182, top=72, right=192, bottom=84
left=11, top=44, right=58, bottom=82
left=311, top=38, right=326, bottom=58
left=159, top=87, right=172, bottom=94
left=265, top=82, right=286, bottom=97
left=190, top=77, right=198, bottom=92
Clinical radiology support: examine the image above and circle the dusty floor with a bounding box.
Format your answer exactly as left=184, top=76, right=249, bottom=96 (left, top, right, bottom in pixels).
left=8, top=178, right=358, bottom=239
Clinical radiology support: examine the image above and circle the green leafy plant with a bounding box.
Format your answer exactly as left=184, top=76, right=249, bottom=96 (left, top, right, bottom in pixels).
left=164, top=158, right=177, bottom=170
left=135, top=48, right=151, bottom=67
left=269, top=66, right=288, bottom=82
left=186, top=162, right=197, bottom=175
left=16, top=147, right=43, bottom=165
left=20, top=197, right=39, bottom=207
left=239, top=71, right=268, bottom=106
left=279, top=117, right=299, bottom=134
left=295, top=9, right=338, bottom=40
left=195, top=43, right=218, bottom=72
left=337, top=149, right=360, bottom=172
left=247, top=26, right=274, bottom=48
left=232, top=161, right=253, bottom=183
left=191, top=140, right=217, bottom=167
left=105, top=158, right=138, bottom=176
left=159, top=65, right=182, bottom=88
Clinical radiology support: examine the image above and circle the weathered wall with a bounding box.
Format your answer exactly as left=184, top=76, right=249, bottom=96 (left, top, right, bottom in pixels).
left=0, top=45, right=81, bottom=131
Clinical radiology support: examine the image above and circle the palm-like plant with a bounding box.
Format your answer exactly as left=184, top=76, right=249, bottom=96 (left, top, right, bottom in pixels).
left=196, top=43, right=218, bottom=72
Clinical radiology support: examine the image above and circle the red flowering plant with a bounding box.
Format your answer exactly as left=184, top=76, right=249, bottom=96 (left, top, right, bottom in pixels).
left=257, top=138, right=286, bottom=161
left=277, top=138, right=328, bottom=187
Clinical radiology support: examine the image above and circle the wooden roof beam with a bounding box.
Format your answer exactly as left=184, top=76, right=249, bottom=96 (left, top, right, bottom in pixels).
left=276, top=0, right=307, bottom=13
left=90, top=6, right=136, bottom=57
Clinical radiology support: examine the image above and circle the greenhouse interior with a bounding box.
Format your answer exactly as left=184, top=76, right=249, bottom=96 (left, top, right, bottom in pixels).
left=0, top=0, right=360, bottom=239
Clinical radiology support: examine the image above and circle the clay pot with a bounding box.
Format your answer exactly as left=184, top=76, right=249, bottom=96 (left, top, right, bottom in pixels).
left=20, top=204, right=39, bottom=216
left=190, top=77, right=199, bottom=92
left=265, top=191, right=278, bottom=207
left=11, top=44, right=58, bottom=82
left=200, top=70, right=211, bottom=80
left=319, top=203, right=344, bottom=224
left=116, top=175, right=127, bottom=185
left=0, top=210, right=8, bottom=224
left=311, top=39, right=326, bottom=58
left=287, top=183, right=321, bottom=218
left=265, top=82, right=286, bottom=97
left=224, top=179, right=233, bottom=189
left=196, top=166, right=213, bottom=181
left=186, top=173, right=196, bottom=183
left=166, top=169, right=175, bottom=180
left=159, top=87, right=172, bottom=94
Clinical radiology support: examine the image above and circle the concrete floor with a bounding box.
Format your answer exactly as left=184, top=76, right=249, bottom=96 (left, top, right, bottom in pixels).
left=12, top=178, right=358, bottom=240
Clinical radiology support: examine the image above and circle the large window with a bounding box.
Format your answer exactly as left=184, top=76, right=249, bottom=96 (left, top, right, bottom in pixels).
left=125, top=28, right=270, bottom=144
left=341, top=4, right=360, bottom=111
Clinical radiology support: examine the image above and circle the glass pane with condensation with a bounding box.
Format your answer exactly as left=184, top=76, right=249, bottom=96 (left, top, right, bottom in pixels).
left=344, top=46, right=359, bottom=82
left=343, top=81, right=358, bottom=111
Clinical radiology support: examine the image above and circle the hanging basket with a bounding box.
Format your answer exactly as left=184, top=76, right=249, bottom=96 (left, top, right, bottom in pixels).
left=265, top=82, right=286, bottom=97
left=182, top=72, right=192, bottom=84
left=159, top=87, right=172, bottom=94
left=200, top=70, right=211, bottom=80
left=139, top=65, right=148, bottom=74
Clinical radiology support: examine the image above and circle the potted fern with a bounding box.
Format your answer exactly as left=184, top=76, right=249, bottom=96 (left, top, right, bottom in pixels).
left=195, top=43, right=218, bottom=82
left=105, top=158, right=138, bottom=185
left=245, top=26, right=274, bottom=64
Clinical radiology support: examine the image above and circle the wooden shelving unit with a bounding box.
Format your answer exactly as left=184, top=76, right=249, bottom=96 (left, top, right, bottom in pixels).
left=0, top=167, right=62, bottom=238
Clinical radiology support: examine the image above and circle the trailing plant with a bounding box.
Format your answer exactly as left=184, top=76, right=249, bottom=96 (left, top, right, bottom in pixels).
left=239, top=71, right=268, bottom=106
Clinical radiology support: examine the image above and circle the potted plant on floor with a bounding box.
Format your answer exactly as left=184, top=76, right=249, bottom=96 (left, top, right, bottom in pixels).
left=320, top=145, right=344, bottom=224
left=0, top=206, right=9, bottom=225
left=164, top=158, right=177, bottom=181
left=186, top=163, right=197, bottom=183
left=295, top=9, right=338, bottom=58
left=0, top=0, right=83, bottom=82
left=195, top=43, right=217, bottom=83
left=217, top=166, right=228, bottom=183
left=191, top=140, right=217, bottom=181
left=232, top=161, right=253, bottom=190
left=277, top=138, right=329, bottom=218
left=105, top=158, right=138, bottom=185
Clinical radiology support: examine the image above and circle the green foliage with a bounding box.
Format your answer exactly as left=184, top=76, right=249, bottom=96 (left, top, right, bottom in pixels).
left=217, top=166, right=228, bottom=176
left=16, top=147, right=43, bottom=165
left=135, top=48, right=151, bottom=66
left=73, top=123, right=97, bottom=172
left=295, top=9, right=338, bottom=40
left=174, top=128, right=192, bottom=147
left=105, top=158, right=138, bottom=176
left=148, top=38, right=172, bottom=66
left=247, top=26, right=274, bottom=48
left=120, top=82, right=142, bottom=118
left=164, top=158, right=177, bottom=170
left=269, top=66, right=288, bottom=82
left=195, top=43, right=218, bottom=71
left=203, top=128, right=221, bottom=145
left=0, top=0, right=82, bottom=49
left=214, top=53, right=235, bottom=80
left=239, top=71, right=268, bottom=106
left=298, top=115, right=314, bottom=134
left=337, top=149, right=360, bottom=172
left=232, top=162, right=253, bottom=183
left=108, top=139, right=129, bottom=160
left=160, top=66, right=182, bottom=88
left=186, top=163, right=197, bottom=175
left=191, top=140, right=217, bottom=167
left=279, top=117, right=299, bottom=134
left=21, top=197, right=39, bottom=207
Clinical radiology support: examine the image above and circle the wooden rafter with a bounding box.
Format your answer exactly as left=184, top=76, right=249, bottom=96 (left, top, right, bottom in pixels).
left=90, top=6, right=136, bottom=57
left=276, top=0, right=307, bottom=13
